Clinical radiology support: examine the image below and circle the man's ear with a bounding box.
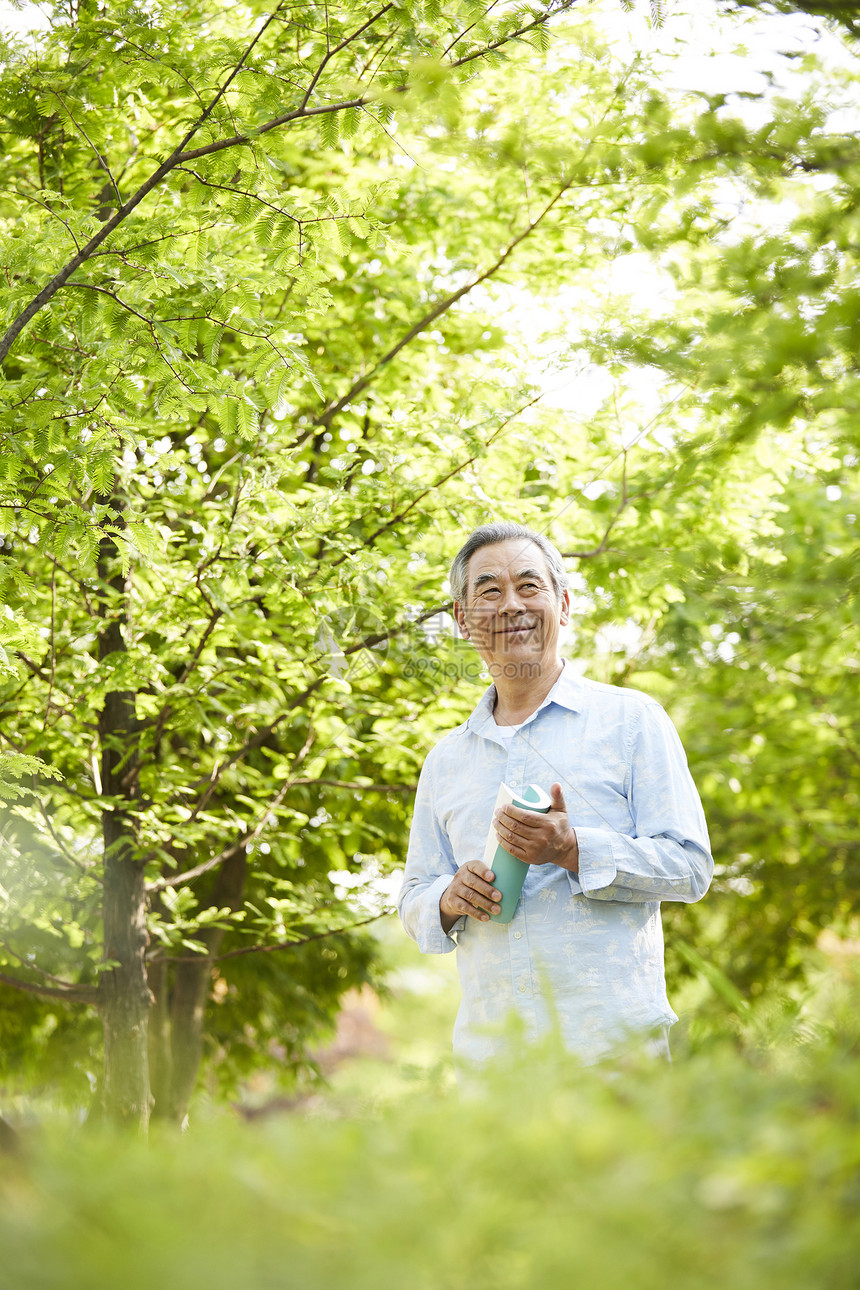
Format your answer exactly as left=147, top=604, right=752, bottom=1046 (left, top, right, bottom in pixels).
left=453, top=601, right=470, bottom=639
left=559, top=588, right=570, bottom=627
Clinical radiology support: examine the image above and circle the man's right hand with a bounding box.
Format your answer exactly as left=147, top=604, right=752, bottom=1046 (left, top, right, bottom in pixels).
left=439, top=861, right=501, bottom=933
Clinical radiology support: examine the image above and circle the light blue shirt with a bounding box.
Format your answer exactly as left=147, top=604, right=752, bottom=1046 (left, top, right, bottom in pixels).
left=397, top=662, right=713, bottom=1067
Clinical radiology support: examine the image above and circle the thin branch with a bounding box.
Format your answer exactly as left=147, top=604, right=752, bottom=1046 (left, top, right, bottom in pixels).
left=147, top=784, right=287, bottom=890
left=557, top=384, right=699, bottom=557
left=43, top=560, right=57, bottom=730
left=35, top=798, right=94, bottom=873
left=64, top=281, right=153, bottom=327
left=0, top=726, right=29, bottom=755
left=322, top=396, right=543, bottom=571
left=174, top=165, right=373, bottom=228
left=358, top=102, right=420, bottom=167
left=24, top=534, right=97, bottom=605
left=172, top=596, right=447, bottom=815
left=311, top=179, right=579, bottom=431
left=174, top=167, right=299, bottom=225
left=113, top=33, right=207, bottom=115
left=447, top=0, right=582, bottom=69
left=0, top=8, right=287, bottom=367
left=15, top=651, right=50, bottom=682
left=0, top=937, right=88, bottom=987
left=0, top=1, right=576, bottom=365
left=89, top=221, right=222, bottom=259
left=300, top=3, right=393, bottom=110
left=188, top=690, right=316, bottom=829
left=174, top=94, right=368, bottom=164
left=150, top=908, right=394, bottom=963
left=147, top=607, right=223, bottom=752
left=48, top=88, right=123, bottom=208
left=149, top=719, right=317, bottom=890
left=0, top=970, right=98, bottom=1003
left=14, top=186, right=81, bottom=251
left=178, top=675, right=328, bottom=814
left=179, top=608, right=224, bottom=688
left=441, top=0, right=504, bottom=58
left=172, top=6, right=286, bottom=159
left=356, top=27, right=397, bottom=85
left=342, top=597, right=452, bottom=657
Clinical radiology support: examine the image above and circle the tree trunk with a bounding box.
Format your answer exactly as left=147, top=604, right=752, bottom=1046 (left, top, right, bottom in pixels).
left=151, top=843, right=247, bottom=1124
left=96, top=509, right=151, bottom=1130
left=147, top=947, right=173, bottom=1113
left=165, top=955, right=211, bottom=1123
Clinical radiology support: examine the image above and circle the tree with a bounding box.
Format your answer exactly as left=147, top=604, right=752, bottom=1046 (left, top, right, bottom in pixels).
left=4, top=0, right=658, bottom=1126
left=3, top=0, right=858, bottom=1125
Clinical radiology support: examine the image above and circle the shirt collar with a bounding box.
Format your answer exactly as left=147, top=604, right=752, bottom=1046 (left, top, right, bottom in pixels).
left=465, top=658, right=584, bottom=738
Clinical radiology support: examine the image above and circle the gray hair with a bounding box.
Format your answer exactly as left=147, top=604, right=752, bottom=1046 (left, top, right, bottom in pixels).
left=449, top=523, right=569, bottom=604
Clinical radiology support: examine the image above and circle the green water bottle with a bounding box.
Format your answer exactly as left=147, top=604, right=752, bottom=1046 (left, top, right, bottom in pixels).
left=485, top=784, right=552, bottom=924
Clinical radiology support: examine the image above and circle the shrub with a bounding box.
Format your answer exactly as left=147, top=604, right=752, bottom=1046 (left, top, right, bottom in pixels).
left=2, top=974, right=859, bottom=1290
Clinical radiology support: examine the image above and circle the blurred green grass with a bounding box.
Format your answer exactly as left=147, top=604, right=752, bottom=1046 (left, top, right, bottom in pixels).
left=1, top=950, right=858, bottom=1290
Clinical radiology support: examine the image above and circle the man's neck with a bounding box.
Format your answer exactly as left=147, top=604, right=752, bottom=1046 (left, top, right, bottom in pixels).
left=492, top=658, right=564, bottom=726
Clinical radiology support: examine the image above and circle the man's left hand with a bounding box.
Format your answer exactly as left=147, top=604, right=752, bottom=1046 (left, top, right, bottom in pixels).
left=493, top=782, right=579, bottom=873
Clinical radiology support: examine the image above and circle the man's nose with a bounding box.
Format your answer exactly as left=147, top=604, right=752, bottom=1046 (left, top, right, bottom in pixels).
left=497, top=585, right=525, bottom=614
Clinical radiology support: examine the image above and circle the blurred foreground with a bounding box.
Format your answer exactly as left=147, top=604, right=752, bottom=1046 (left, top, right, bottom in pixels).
left=1, top=943, right=858, bottom=1290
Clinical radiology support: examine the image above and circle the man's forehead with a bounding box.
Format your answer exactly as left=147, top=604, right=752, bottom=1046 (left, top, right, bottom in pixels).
left=467, top=540, right=551, bottom=585
left=472, top=564, right=547, bottom=585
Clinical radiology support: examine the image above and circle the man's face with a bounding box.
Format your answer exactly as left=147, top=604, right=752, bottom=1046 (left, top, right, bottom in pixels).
left=453, top=538, right=569, bottom=680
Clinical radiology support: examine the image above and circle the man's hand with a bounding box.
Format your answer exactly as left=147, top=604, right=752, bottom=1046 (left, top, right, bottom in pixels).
left=493, top=782, right=579, bottom=873
left=439, top=861, right=502, bottom=934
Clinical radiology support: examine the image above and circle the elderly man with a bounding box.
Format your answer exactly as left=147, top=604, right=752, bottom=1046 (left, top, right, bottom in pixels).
left=397, top=522, right=712, bottom=1069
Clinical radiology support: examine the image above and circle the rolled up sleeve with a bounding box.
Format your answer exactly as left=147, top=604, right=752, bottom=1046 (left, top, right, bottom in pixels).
left=574, top=702, right=712, bottom=905
left=397, top=758, right=462, bottom=953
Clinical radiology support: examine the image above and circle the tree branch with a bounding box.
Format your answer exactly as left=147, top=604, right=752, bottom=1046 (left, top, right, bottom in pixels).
left=150, top=908, right=394, bottom=963
left=0, top=1, right=577, bottom=366
left=149, top=716, right=320, bottom=891
left=171, top=597, right=446, bottom=815
left=48, top=88, right=123, bottom=209
left=441, top=0, right=505, bottom=59
left=14, top=185, right=81, bottom=251
left=173, top=94, right=369, bottom=164
left=321, top=395, right=544, bottom=571
left=311, top=178, right=579, bottom=430
left=0, top=6, right=284, bottom=368
left=299, top=3, right=393, bottom=111
left=0, top=970, right=98, bottom=1003
left=35, top=797, right=95, bottom=873
left=148, top=776, right=292, bottom=891
left=447, top=1, right=581, bottom=70
left=173, top=6, right=286, bottom=158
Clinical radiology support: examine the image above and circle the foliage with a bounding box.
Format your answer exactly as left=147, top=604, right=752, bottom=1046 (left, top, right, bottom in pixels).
left=728, top=0, right=860, bottom=39
left=2, top=0, right=860, bottom=1121
left=1, top=0, right=653, bottom=1121
left=1, top=962, right=859, bottom=1290
left=565, top=30, right=860, bottom=1000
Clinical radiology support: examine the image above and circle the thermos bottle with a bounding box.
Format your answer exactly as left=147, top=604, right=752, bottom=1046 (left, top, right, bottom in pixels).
left=484, top=784, right=552, bottom=924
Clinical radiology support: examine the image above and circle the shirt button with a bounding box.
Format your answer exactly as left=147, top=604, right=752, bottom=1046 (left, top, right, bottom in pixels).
left=513, top=931, right=522, bottom=940
left=518, top=984, right=527, bottom=993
